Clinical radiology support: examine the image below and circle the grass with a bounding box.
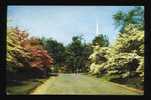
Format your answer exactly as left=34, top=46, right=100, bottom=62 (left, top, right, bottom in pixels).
left=101, top=74, right=144, bottom=91
left=96, top=74, right=144, bottom=90
left=7, top=78, right=47, bottom=95
left=31, top=73, right=143, bottom=95
left=123, top=78, right=144, bottom=90
left=7, top=73, right=143, bottom=95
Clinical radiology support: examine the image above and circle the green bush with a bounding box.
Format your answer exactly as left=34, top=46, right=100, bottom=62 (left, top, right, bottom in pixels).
left=88, top=24, right=144, bottom=89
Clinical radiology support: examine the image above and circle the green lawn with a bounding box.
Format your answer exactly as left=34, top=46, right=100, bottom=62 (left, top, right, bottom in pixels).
left=31, top=73, right=143, bottom=95
left=7, top=78, right=47, bottom=95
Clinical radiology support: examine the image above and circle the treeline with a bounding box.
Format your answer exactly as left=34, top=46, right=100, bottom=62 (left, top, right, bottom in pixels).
left=88, top=6, right=144, bottom=89
left=7, top=27, right=109, bottom=81
left=40, top=34, right=109, bottom=73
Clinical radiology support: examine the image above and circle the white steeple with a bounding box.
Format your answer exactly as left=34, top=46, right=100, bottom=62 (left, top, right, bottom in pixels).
left=95, top=18, right=100, bottom=36
left=96, top=23, right=99, bottom=36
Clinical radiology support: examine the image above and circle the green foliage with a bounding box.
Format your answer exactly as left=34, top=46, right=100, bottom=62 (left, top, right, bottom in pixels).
left=114, top=24, right=144, bottom=55
left=105, top=53, right=140, bottom=78
left=65, top=36, right=92, bottom=72
left=40, top=37, right=66, bottom=66
left=88, top=24, right=144, bottom=89
left=89, top=46, right=111, bottom=75
left=40, top=35, right=92, bottom=73
left=113, top=6, right=144, bottom=32
left=92, top=34, right=109, bottom=47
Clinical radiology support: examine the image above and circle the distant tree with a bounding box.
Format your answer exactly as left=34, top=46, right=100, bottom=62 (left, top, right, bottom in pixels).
left=81, top=43, right=93, bottom=72
left=92, top=34, right=109, bottom=47
left=40, top=37, right=66, bottom=67
left=65, top=36, right=92, bottom=73
left=113, top=6, right=144, bottom=32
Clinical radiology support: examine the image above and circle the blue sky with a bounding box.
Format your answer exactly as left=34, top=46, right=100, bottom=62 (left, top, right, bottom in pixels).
left=7, top=6, right=137, bottom=45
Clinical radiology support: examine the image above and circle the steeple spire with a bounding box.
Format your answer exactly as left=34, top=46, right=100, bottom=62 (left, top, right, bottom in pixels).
left=96, top=16, right=101, bottom=36
left=96, top=23, right=99, bottom=36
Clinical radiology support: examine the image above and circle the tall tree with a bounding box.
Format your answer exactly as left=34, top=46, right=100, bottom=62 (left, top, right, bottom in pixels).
left=65, top=36, right=92, bottom=73
left=113, top=6, right=144, bottom=32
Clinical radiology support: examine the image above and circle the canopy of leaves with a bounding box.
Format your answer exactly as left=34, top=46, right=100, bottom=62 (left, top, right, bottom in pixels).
left=92, top=34, right=109, bottom=47
left=113, top=6, right=144, bottom=32
left=7, top=27, right=53, bottom=79
left=7, top=28, right=32, bottom=72
left=30, top=48, right=53, bottom=69
left=65, top=36, right=92, bottom=72
left=40, top=37, right=66, bottom=66
left=88, top=24, right=144, bottom=89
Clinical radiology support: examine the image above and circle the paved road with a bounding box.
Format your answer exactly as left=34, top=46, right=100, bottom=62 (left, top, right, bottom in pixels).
left=31, top=73, right=143, bottom=95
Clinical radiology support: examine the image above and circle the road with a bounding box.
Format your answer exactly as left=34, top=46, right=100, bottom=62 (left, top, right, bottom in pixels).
left=31, top=73, right=143, bottom=95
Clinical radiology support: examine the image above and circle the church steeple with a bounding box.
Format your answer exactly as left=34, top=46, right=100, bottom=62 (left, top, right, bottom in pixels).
left=95, top=19, right=100, bottom=36
left=96, top=23, right=99, bottom=36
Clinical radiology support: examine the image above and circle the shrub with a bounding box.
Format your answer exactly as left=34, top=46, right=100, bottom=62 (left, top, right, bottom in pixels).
left=88, top=24, right=144, bottom=88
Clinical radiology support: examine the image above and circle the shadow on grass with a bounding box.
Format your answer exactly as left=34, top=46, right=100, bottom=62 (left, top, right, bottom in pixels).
left=7, top=79, right=46, bottom=95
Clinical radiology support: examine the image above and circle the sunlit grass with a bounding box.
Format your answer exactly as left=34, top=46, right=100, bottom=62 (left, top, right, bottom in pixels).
left=31, top=74, right=143, bottom=95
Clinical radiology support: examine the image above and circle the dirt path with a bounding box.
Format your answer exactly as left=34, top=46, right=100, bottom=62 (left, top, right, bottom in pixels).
left=31, top=73, right=143, bottom=95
